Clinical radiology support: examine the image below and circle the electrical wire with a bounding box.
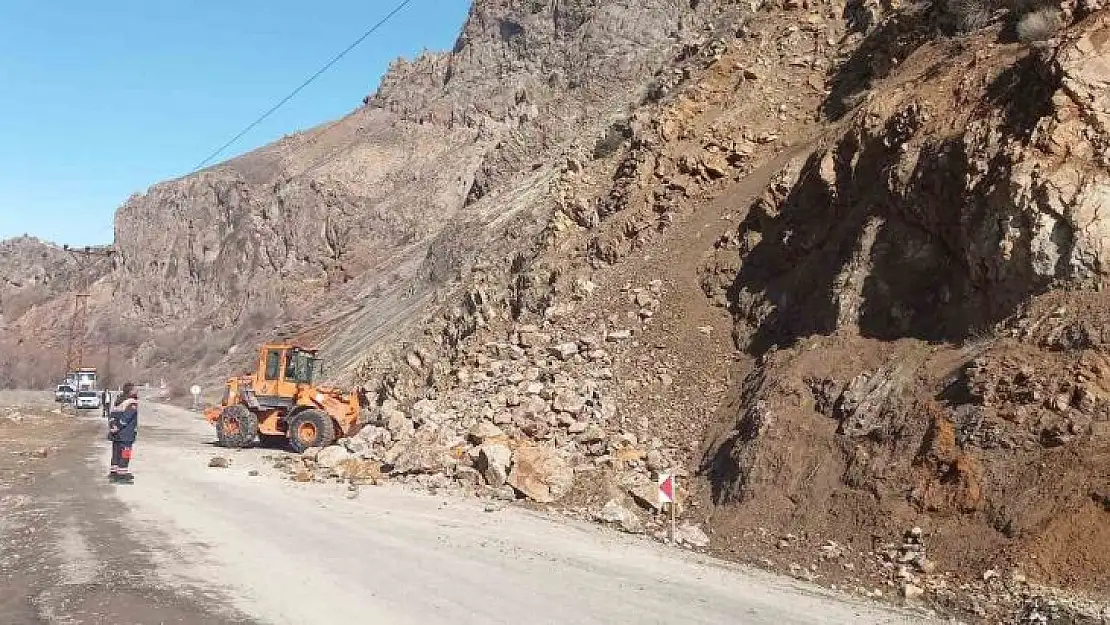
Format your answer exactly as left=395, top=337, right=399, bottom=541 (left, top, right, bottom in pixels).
left=190, top=0, right=416, bottom=173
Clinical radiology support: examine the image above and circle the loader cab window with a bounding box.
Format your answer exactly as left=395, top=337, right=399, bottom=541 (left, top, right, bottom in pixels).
left=265, top=350, right=282, bottom=380
left=285, top=350, right=317, bottom=384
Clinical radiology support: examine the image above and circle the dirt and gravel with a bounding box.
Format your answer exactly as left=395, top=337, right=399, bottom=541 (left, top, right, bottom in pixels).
left=0, top=393, right=255, bottom=624
left=0, top=392, right=938, bottom=625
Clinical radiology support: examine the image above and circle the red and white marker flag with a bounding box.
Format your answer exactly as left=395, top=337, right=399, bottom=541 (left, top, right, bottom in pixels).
left=658, top=473, right=675, bottom=505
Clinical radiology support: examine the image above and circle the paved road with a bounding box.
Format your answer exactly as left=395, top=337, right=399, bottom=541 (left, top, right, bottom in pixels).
left=3, top=399, right=936, bottom=624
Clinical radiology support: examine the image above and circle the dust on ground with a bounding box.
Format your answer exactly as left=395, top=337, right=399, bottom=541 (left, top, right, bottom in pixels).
left=0, top=392, right=257, bottom=625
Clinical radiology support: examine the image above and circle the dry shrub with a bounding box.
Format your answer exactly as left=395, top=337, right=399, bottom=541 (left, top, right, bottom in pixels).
left=945, top=0, right=1000, bottom=32
left=1017, top=7, right=1063, bottom=41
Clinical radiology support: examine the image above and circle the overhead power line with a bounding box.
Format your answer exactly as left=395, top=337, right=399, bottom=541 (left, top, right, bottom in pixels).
left=191, top=0, right=416, bottom=173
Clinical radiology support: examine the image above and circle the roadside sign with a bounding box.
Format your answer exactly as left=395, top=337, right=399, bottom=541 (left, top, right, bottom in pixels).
left=190, top=385, right=201, bottom=397
left=190, top=385, right=201, bottom=412
left=658, top=473, right=675, bottom=504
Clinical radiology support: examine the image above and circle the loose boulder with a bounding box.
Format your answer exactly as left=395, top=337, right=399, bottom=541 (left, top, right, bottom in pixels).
left=315, top=446, right=354, bottom=470
left=507, top=444, right=574, bottom=503
left=596, top=499, right=644, bottom=534
left=477, top=442, right=513, bottom=488
left=674, top=523, right=710, bottom=548
left=467, top=421, right=506, bottom=445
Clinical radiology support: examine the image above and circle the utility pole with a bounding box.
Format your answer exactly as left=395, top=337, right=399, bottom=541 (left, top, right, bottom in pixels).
left=61, top=245, right=115, bottom=382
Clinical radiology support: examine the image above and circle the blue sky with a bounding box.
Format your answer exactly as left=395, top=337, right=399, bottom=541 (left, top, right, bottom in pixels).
left=0, top=0, right=472, bottom=246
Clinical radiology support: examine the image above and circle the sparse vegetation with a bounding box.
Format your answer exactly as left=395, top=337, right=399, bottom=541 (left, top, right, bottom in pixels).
left=943, top=0, right=1000, bottom=33
left=592, top=120, right=632, bottom=160
left=1016, top=7, right=1063, bottom=41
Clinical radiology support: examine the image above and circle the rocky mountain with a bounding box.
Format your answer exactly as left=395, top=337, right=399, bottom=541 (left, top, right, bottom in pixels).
left=0, top=237, right=110, bottom=388
left=3, top=0, right=1110, bottom=620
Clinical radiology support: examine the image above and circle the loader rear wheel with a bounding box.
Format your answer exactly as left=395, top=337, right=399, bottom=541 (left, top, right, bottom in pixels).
left=217, top=405, right=258, bottom=448
left=288, top=410, right=336, bottom=453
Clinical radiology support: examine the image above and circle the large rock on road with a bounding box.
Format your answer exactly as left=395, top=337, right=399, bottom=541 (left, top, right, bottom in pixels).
left=507, top=444, right=573, bottom=503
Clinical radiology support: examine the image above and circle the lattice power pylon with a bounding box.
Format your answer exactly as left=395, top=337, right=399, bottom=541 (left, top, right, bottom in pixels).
left=61, top=245, right=115, bottom=377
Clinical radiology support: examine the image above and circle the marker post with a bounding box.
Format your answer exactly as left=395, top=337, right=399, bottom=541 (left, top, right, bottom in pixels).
left=658, top=473, right=677, bottom=544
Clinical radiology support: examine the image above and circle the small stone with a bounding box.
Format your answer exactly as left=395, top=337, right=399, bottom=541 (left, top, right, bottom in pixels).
left=913, top=555, right=937, bottom=574
left=606, top=329, right=633, bottom=342
left=645, top=449, right=666, bottom=472
left=301, top=447, right=322, bottom=461
left=596, top=499, right=644, bottom=534
left=518, top=330, right=551, bottom=349
left=577, top=424, right=606, bottom=444
left=493, top=485, right=517, bottom=501
left=484, top=503, right=501, bottom=513
left=248, top=469, right=260, bottom=477
left=568, top=421, right=588, bottom=434
left=336, top=458, right=381, bottom=484
left=629, top=481, right=665, bottom=512
left=674, top=524, right=710, bottom=548
left=467, top=421, right=506, bottom=444
left=900, top=583, right=925, bottom=601
left=553, top=391, right=586, bottom=414
left=315, top=446, right=354, bottom=470
left=550, top=342, right=580, bottom=360
left=208, top=457, right=230, bottom=469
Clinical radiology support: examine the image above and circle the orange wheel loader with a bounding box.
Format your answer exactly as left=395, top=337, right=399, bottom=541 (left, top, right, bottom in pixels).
left=205, top=342, right=371, bottom=452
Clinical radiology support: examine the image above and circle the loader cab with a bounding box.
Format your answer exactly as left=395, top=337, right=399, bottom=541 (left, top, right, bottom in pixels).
left=253, top=343, right=319, bottom=401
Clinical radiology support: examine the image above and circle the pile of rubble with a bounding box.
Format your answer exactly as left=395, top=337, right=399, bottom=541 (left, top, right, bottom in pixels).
left=251, top=280, right=723, bottom=546
left=355, top=285, right=675, bottom=491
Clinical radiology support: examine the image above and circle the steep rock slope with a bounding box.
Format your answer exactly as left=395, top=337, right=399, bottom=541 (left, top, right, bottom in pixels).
left=1, top=0, right=733, bottom=394
left=0, top=238, right=112, bottom=387
left=323, top=2, right=1110, bottom=621
left=695, top=7, right=1110, bottom=613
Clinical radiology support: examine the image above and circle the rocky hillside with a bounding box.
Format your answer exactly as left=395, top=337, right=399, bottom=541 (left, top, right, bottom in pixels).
left=0, top=237, right=111, bottom=387
left=2, top=0, right=734, bottom=395
left=3, top=0, right=1110, bottom=621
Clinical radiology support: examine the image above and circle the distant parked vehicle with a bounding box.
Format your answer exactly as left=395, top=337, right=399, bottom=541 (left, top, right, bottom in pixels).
left=75, top=391, right=101, bottom=410
left=54, top=385, right=76, bottom=403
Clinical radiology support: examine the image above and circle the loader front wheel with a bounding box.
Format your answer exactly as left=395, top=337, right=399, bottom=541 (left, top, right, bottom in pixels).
left=288, top=410, right=337, bottom=453
left=217, top=405, right=258, bottom=448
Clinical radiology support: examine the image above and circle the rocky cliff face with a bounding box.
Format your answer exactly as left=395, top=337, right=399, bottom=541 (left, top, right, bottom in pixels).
left=695, top=7, right=1110, bottom=614
left=91, top=0, right=731, bottom=392
left=0, top=237, right=115, bottom=387
left=0, top=237, right=76, bottom=329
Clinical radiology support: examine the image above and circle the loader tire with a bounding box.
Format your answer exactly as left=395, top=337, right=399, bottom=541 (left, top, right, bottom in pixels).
left=289, top=410, right=337, bottom=453
left=217, top=405, right=258, bottom=448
